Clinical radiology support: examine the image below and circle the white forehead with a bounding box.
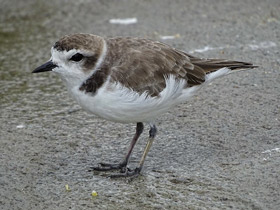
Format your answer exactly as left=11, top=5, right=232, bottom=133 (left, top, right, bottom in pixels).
left=51, top=47, right=92, bottom=63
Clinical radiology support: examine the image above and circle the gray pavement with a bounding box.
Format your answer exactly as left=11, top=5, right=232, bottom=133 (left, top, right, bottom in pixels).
left=0, top=0, right=279, bottom=209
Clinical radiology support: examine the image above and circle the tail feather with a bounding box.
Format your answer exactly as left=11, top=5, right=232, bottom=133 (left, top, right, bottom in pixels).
left=190, top=57, right=258, bottom=73
left=183, top=53, right=257, bottom=87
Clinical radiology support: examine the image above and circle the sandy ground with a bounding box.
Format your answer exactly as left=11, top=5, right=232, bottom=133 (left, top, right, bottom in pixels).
left=0, top=0, right=279, bottom=209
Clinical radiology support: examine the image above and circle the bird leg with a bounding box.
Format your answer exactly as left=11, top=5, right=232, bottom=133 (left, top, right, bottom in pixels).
left=90, top=122, right=144, bottom=172
left=109, top=124, right=157, bottom=178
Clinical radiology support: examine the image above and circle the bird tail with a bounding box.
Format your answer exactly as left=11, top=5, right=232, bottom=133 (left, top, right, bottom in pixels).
left=190, top=57, right=258, bottom=74
left=189, top=56, right=258, bottom=73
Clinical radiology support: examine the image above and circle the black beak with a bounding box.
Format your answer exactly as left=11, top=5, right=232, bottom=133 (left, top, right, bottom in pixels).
left=32, top=60, right=58, bottom=73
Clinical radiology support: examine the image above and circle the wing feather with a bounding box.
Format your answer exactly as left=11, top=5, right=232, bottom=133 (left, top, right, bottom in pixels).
left=107, top=38, right=205, bottom=96
left=106, top=37, right=255, bottom=97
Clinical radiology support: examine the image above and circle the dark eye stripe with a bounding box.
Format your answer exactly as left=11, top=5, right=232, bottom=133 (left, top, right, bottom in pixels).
left=70, top=53, right=84, bottom=62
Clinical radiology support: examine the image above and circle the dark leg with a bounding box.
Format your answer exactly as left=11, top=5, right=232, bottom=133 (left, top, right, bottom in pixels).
left=121, top=122, right=144, bottom=167
left=110, top=124, right=157, bottom=178
left=90, top=122, right=144, bottom=172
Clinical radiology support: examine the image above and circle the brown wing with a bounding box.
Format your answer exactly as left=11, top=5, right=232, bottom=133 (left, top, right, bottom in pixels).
left=106, top=37, right=256, bottom=97
left=107, top=38, right=206, bottom=97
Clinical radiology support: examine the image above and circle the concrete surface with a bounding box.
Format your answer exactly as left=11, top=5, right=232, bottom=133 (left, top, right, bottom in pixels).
left=0, top=0, right=279, bottom=209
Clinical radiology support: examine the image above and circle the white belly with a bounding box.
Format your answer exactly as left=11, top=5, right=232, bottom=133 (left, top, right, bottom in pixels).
left=69, top=77, right=186, bottom=123
left=68, top=69, right=231, bottom=123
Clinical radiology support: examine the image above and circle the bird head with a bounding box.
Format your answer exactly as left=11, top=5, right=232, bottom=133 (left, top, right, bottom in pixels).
left=32, top=34, right=105, bottom=88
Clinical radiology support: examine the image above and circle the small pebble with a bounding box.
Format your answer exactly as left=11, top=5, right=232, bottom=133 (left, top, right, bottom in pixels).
left=91, top=190, right=98, bottom=197
left=65, top=184, right=71, bottom=191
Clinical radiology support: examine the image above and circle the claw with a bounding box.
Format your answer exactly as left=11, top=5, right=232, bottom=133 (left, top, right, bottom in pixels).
left=89, top=162, right=126, bottom=172
left=109, top=167, right=141, bottom=178
left=99, top=163, right=115, bottom=167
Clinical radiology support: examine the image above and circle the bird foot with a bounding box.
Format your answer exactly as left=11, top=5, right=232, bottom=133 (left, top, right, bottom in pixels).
left=89, top=163, right=141, bottom=179
left=89, top=162, right=127, bottom=172
left=109, top=167, right=141, bottom=178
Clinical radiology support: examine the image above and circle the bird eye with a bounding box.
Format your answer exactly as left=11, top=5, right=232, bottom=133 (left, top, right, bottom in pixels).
left=70, top=53, right=84, bottom=62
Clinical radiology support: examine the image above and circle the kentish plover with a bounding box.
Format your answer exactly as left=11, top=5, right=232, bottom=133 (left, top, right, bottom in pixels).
left=33, top=34, right=256, bottom=177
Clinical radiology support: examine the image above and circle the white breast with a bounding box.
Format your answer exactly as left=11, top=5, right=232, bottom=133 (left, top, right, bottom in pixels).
left=69, top=68, right=231, bottom=123
left=70, top=75, right=192, bottom=123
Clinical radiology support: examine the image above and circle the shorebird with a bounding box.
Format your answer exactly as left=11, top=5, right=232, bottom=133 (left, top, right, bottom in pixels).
left=33, top=34, right=256, bottom=177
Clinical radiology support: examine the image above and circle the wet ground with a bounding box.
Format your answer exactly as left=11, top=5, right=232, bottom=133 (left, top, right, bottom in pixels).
left=0, top=0, right=279, bottom=209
